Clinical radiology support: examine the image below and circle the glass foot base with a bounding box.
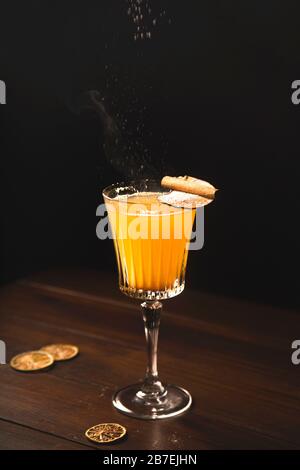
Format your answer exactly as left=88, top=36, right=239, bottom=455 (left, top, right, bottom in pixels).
left=112, top=384, right=192, bottom=420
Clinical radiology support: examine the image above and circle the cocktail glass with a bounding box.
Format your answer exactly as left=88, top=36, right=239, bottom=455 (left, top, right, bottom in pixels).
left=103, top=179, right=196, bottom=419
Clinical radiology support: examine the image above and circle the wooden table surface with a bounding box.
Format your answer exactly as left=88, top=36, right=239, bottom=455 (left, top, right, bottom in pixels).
left=0, top=268, right=300, bottom=450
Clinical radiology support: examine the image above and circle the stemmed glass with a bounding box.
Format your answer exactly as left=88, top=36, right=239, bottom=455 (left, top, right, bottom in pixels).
left=103, top=179, right=196, bottom=419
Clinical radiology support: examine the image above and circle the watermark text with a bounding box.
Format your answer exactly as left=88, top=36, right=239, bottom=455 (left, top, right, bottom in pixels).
left=0, top=80, right=6, bottom=104
left=96, top=202, right=204, bottom=251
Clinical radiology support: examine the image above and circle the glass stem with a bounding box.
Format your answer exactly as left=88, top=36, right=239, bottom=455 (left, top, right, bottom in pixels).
left=139, top=301, right=165, bottom=400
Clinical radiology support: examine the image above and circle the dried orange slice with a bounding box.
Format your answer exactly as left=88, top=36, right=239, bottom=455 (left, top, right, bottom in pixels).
left=40, top=344, right=79, bottom=361
left=85, top=423, right=127, bottom=444
left=10, top=351, right=54, bottom=372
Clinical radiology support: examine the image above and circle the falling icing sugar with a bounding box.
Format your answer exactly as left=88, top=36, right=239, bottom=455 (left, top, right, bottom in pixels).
left=126, top=0, right=171, bottom=40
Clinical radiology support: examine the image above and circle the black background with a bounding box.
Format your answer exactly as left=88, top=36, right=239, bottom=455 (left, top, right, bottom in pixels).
left=0, top=0, right=299, bottom=309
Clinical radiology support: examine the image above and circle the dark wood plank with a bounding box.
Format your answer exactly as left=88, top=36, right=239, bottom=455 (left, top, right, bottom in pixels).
left=0, top=419, right=91, bottom=450
left=0, top=268, right=300, bottom=450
